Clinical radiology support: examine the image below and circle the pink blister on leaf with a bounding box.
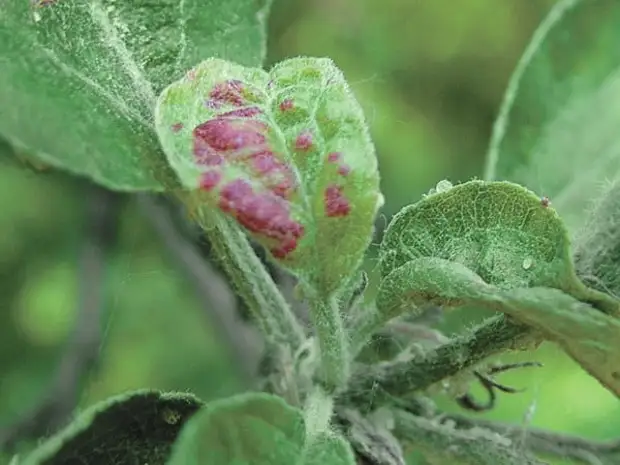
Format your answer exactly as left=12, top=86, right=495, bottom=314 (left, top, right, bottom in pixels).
left=217, top=179, right=304, bottom=259
left=190, top=102, right=304, bottom=258
left=295, top=130, right=313, bottom=151
left=156, top=57, right=383, bottom=295
left=279, top=99, right=295, bottom=111
left=209, top=79, right=246, bottom=106
left=324, top=184, right=351, bottom=217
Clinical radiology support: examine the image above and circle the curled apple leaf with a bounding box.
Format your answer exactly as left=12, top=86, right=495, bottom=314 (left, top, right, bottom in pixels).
left=354, top=180, right=619, bottom=351
left=166, top=391, right=355, bottom=465
left=380, top=256, right=620, bottom=398
left=22, top=390, right=203, bottom=465
left=155, top=57, right=383, bottom=297
left=380, top=180, right=574, bottom=291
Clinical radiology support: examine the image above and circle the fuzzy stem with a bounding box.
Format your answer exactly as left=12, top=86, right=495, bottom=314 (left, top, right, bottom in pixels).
left=307, top=291, right=350, bottom=391
left=302, top=386, right=334, bottom=444
left=578, top=285, right=620, bottom=317
left=348, top=301, right=394, bottom=358
left=442, top=412, right=620, bottom=464
left=343, top=315, right=535, bottom=408
left=393, top=409, right=547, bottom=465
left=196, top=207, right=305, bottom=351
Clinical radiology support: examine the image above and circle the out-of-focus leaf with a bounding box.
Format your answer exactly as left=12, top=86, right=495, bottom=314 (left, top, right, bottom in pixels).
left=485, top=0, right=620, bottom=233
left=574, top=178, right=620, bottom=298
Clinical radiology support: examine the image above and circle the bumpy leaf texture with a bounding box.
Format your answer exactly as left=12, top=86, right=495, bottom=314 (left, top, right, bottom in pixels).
left=374, top=180, right=620, bottom=330
left=155, top=57, right=383, bottom=296
left=380, top=180, right=575, bottom=292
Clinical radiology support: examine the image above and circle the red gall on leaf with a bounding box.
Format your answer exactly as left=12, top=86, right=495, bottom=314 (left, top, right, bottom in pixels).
left=324, top=184, right=351, bottom=217
left=279, top=99, right=295, bottom=111
left=295, top=130, right=314, bottom=151
left=156, top=57, right=383, bottom=296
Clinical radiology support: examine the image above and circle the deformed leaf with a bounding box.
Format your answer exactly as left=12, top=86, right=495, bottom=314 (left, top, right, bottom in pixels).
left=484, top=0, right=620, bottom=233
left=379, top=180, right=574, bottom=291
left=155, top=57, right=383, bottom=296
left=366, top=180, right=620, bottom=352
left=166, top=391, right=355, bottom=465
left=22, top=390, right=204, bottom=465
left=0, top=0, right=272, bottom=190
left=382, top=256, right=620, bottom=398
left=361, top=181, right=588, bottom=345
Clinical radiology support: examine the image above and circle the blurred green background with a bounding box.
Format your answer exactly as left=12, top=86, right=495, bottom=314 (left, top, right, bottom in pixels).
left=2, top=1, right=619, bottom=463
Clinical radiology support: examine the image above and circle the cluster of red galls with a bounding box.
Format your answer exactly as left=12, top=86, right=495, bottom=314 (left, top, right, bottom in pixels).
left=170, top=79, right=353, bottom=259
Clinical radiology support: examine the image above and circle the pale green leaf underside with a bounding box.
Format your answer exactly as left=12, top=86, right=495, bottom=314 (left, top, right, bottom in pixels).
left=0, top=0, right=270, bottom=190
left=22, top=390, right=204, bottom=465
left=484, top=0, right=620, bottom=233
left=380, top=257, right=620, bottom=398
left=166, top=392, right=355, bottom=465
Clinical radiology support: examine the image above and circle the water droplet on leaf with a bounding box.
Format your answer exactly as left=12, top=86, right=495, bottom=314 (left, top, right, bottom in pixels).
left=435, top=179, right=453, bottom=193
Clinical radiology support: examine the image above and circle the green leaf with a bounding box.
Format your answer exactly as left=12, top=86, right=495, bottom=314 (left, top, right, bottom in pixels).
left=166, top=391, right=355, bottom=465
left=381, top=256, right=620, bottom=398
left=22, top=390, right=204, bottom=465
left=356, top=180, right=620, bottom=353
left=484, top=0, right=620, bottom=233
left=0, top=0, right=271, bottom=190
left=154, top=57, right=383, bottom=297
left=380, top=180, right=574, bottom=290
